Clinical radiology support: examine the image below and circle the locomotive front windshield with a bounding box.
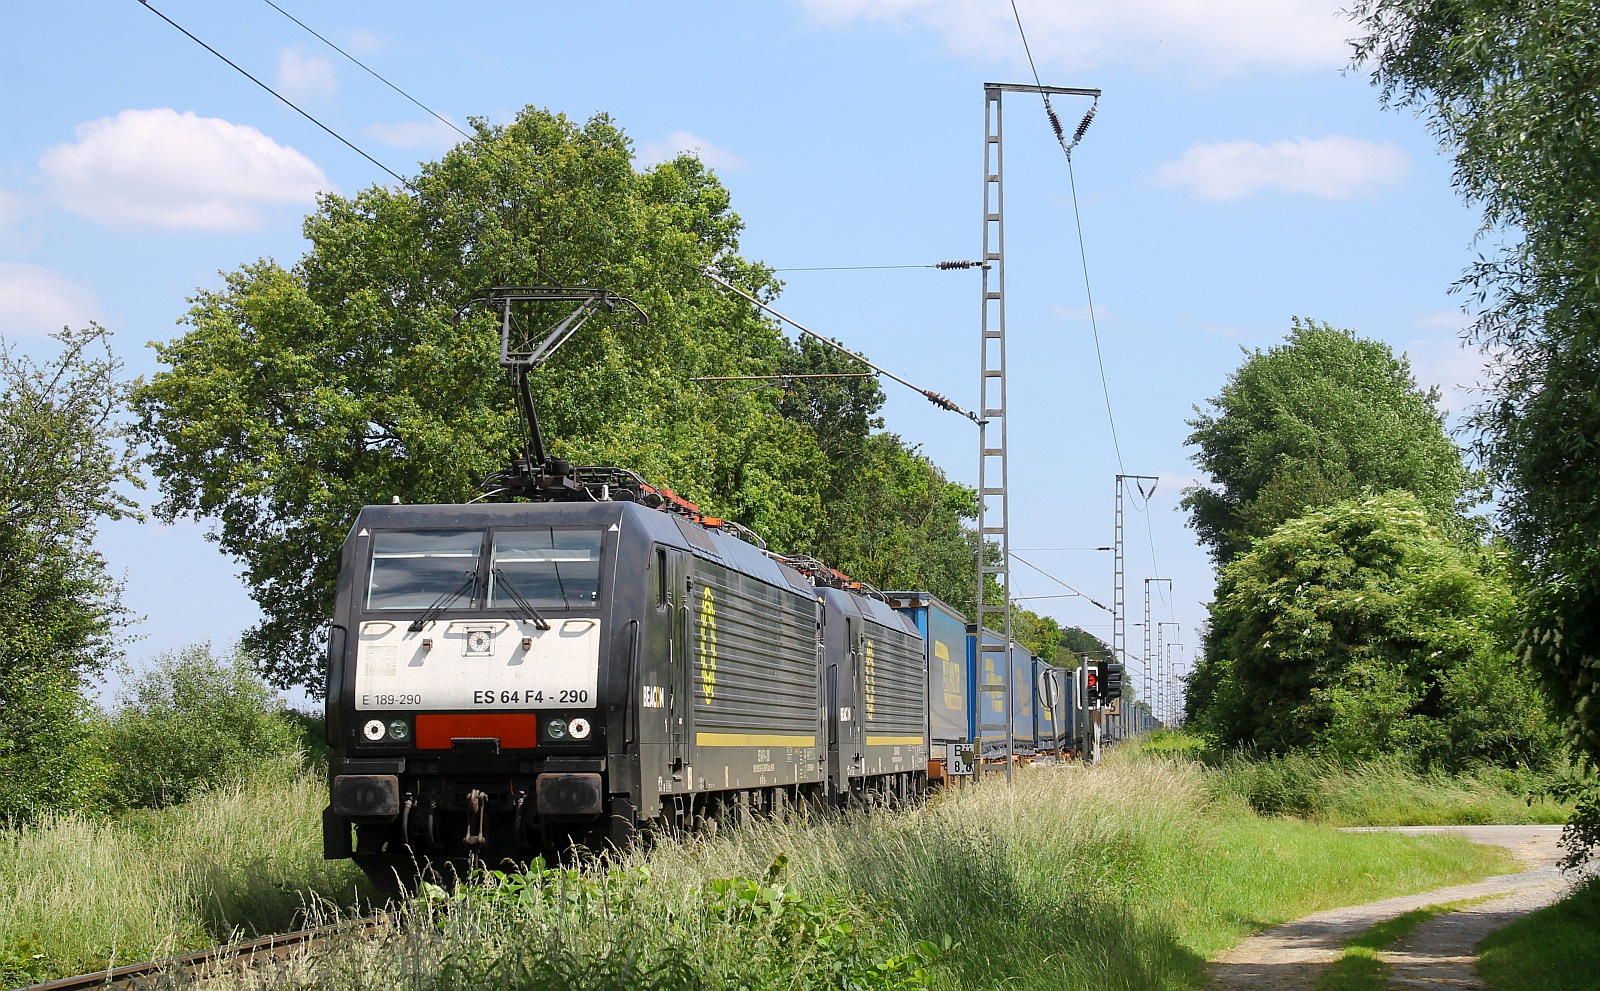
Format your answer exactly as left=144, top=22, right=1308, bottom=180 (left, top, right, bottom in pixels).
left=367, top=530, right=482, bottom=609
left=365, top=527, right=604, bottom=612
left=488, top=529, right=602, bottom=609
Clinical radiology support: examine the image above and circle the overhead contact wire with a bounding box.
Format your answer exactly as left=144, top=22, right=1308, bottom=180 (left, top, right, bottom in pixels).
left=773, top=260, right=985, bottom=272
left=1006, top=1, right=1122, bottom=472
left=257, top=0, right=472, bottom=141
left=1010, top=552, right=1112, bottom=615
left=703, top=268, right=980, bottom=422
left=134, top=0, right=412, bottom=187
left=1008, top=3, right=1168, bottom=633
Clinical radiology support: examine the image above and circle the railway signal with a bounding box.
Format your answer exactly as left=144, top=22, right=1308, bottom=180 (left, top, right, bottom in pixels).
left=1104, top=661, right=1124, bottom=701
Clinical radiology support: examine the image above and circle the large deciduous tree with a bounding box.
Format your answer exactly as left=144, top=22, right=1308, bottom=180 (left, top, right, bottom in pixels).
left=1351, top=0, right=1600, bottom=771
left=1198, top=492, right=1557, bottom=768
left=135, top=108, right=826, bottom=690
left=135, top=106, right=980, bottom=692
left=0, top=324, right=139, bottom=820
left=1182, top=319, right=1471, bottom=567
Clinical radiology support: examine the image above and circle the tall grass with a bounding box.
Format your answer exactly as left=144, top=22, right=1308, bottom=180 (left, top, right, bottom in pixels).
left=0, top=756, right=369, bottom=984
left=1199, top=749, right=1572, bottom=825
left=238, top=757, right=1513, bottom=991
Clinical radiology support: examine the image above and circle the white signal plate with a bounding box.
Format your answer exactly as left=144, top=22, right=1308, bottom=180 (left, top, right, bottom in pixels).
left=353, top=618, right=600, bottom=710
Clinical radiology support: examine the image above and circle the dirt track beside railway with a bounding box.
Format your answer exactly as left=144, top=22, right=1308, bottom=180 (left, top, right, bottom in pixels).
left=1203, top=825, right=1571, bottom=990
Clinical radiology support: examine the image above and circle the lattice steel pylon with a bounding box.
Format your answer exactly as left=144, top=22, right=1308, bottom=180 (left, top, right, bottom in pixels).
left=977, top=84, right=1014, bottom=781
left=1117, top=475, right=1157, bottom=733
left=978, top=84, right=1101, bottom=776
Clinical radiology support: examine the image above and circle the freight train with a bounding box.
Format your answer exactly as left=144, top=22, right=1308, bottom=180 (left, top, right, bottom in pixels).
left=319, top=485, right=1100, bottom=885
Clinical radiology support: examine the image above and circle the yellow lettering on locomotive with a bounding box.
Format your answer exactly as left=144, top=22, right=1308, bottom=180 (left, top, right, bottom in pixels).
left=699, top=587, right=717, bottom=703
left=936, top=640, right=962, bottom=710
left=864, top=639, right=876, bottom=719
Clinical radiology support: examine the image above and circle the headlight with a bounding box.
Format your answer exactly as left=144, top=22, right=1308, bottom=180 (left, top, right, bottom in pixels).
left=567, top=717, right=591, bottom=740
left=387, top=720, right=410, bottom=741
left=362, top=719, right=385, bottom=741
left=546, top=718, right=568, bottom=740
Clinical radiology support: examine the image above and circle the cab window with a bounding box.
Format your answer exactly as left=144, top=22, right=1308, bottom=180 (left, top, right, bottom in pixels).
left=366, top=530, right=483, bottom=610
left=487, top=528, right=603, bottom=610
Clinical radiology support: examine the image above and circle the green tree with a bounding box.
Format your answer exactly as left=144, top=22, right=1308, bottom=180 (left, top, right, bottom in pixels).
left=100, top=643, right=302, bottom=809
left=811, top=433, right=978, bottom=615
left=1182, top=319, right=1471, bottom=566
left=134, top=108, right=829, bottom=690
left=0, top=325, right=139, bottom=821
left=1057, top=626, right=1114, bottom=666
left=1199, top=491, right=1558, bottom=769
left=770, top=335, right=980, bottom=616
left=1351, top=0, right=1600, bottom=768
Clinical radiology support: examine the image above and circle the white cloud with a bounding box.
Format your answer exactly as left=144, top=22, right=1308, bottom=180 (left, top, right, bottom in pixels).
left=276, top=48, right=338, bottom=104
left=0, top=263, right=102, bottom=337
left=635, top=130, right=749, bottom=171
left=367, top=118, right=463, bottom=151
left=39, top=109, right=330, bottom=231
left=1153, top=136, right=1409, bottom=201
left=346, top=29, right=386, bottom=54
left=798, top=0, right=1352, bottom=74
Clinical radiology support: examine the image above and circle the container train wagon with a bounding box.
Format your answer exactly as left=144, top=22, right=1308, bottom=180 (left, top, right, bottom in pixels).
left=323, top=501, right=1086, bottom=885
left=885, top=593, right=1079, bottom=765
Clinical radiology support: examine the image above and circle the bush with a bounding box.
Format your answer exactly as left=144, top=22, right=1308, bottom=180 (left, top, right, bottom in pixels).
left=1199, top=493, right=1561, bottom=771
left=0, top=666, right=109, bottom=825
left=100, top=644, right=303, bottom=809
left=1203, top=748, right=1572, bottom=826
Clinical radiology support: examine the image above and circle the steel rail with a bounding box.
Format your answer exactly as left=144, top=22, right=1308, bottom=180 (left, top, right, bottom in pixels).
left=18, top=916, right=380, bottom=991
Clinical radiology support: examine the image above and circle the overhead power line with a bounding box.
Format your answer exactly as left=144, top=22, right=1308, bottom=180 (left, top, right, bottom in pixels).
left=1009, top=551, right=1112, bottom=615
left=257, top=0, right=472, bottom=141
left=134, top=0, right=411, bottom=187
left=1006, top=2, right=1166, bottom=588
left=703, top=267, right=980, bottom=422
left=773, top=260, right=986, bottom=272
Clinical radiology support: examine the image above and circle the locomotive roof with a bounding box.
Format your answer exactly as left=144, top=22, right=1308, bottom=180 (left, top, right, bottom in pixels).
left=819, top=584, right=921, bottom=639
left=347, top=501, right=816, bottom=599
left=882, top=590, right=968, bottom=626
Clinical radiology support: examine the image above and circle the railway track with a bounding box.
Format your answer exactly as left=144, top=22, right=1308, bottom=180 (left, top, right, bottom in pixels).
left=18, top=917, right=379, bottom=991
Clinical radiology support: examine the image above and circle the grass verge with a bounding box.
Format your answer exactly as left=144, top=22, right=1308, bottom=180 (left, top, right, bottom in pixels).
left=237, top=757, right=1514, bottom=991
left=1133, top=731, right=1575, bottom=826
left=0, top=756, right=371, bottom=985
left=1477, top=876, right=1600, bottom=991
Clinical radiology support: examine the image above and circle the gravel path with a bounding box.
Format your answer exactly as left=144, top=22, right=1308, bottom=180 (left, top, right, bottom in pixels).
left=1202, top=825, right=1569, bottom=990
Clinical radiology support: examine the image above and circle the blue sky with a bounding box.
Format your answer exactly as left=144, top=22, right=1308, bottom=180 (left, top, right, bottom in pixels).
left=2, top=1, right=1487, bottom=715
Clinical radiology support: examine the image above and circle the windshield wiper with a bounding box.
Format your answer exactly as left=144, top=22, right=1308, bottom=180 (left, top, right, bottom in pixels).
left=408, top=570, right=477, bottom=633
left=492, top=568, right=552, bottom=631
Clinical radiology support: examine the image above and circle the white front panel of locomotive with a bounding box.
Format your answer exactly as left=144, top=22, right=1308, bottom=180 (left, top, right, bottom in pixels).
left=353, top=618, right=600, bottom=710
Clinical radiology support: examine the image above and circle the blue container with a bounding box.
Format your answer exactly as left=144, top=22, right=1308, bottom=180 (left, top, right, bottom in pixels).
left=885, top=592, right=972, bottom=747
left=1010, top=644, right=1035, bottom=751
left=966, top=624, right=1041, bottom=758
